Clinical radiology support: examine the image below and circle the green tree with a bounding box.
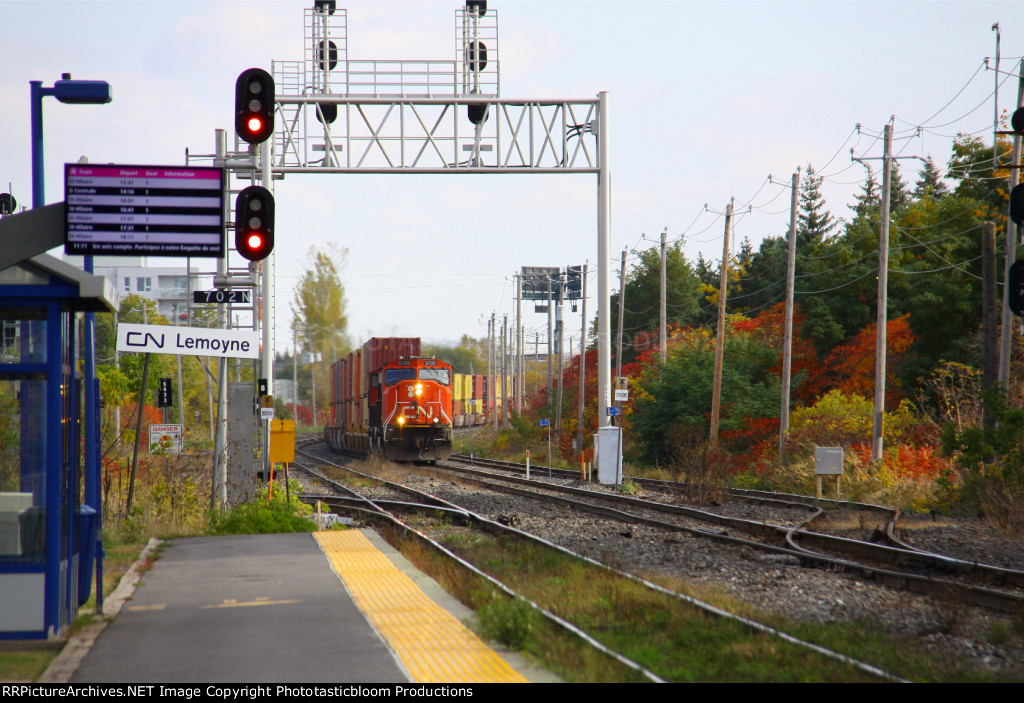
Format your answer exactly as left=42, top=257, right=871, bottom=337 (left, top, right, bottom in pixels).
left=424, top=335, right=486, bottom=374
left=887, top=160, right=911, bottom=212
left=797, top=163, right=839, bottom=248
left=947, top=133, right=1012, bottom=211
left=630, top=326, right=780, bottom=466
left=912, top=156, right=949, bottom=200
left=792, top=163, right=849, bottom=355
left=607, top=242, right=703, bottom=365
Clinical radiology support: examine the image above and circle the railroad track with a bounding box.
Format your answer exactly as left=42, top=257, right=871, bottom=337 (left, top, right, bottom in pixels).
left=300, top=442, right=1024, bottom=612
left=288, top=445, right=905, bottom=683
left=441, top=453, right=1024, bottom=612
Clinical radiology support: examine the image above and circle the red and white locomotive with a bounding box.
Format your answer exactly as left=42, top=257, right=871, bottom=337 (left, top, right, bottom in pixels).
left=326, top=337, right=454, bottom=462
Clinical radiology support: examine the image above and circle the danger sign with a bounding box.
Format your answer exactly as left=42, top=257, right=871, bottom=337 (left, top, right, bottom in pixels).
left=149, top=424, right=183, bottom=455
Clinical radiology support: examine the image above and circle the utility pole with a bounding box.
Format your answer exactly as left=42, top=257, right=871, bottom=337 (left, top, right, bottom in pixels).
left=710, top=198, right=734, bottom=451
left=293, top=327, right=299, bottom=426
left=515, top=273, right=522, bottom=415
left=577, top=263, right=588, bottom=456
left=983, top=221, right=998, bottom=428
left=615, top=248, right=626, bottom=380
left=490, top=313, right=497, bottom=430
left=999, top=59, right=1024, bottom=386
left=779, top=168, right=801, bottom=461
left=535, top=332, right=540, bottom=396
left=872, top=122, right=894, bottom=462
left=555, top=273, right=565, bottom=431
left=660, top=228, right=667, bottom=363
left=213, top=129, right=229, bottom=509
left=547, top=279, right=554, bottom=396
left=501, top=314, right=508, bottom=428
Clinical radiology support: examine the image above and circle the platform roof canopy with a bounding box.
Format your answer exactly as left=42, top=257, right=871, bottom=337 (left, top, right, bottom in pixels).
left=0, top=253, right=118, bottom=313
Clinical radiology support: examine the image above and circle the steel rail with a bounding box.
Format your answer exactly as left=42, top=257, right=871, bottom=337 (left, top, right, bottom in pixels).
left=439, top=455, right=1024, bottom=612
left=298, top=454, right=904, bottom=683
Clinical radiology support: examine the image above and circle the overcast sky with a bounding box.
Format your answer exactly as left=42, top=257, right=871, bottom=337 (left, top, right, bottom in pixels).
left=2, top=0, right=1022, bottom=353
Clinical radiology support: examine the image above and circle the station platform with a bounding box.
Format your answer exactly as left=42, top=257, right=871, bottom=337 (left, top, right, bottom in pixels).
left=43, top=530, right=552, bottom=684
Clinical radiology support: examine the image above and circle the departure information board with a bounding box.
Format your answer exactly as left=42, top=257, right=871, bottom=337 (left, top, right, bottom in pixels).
left=65, top=164, right=224, bottom=257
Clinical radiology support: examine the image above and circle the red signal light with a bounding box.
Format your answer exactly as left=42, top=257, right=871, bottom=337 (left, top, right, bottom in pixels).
left=235, top=186, right=274, bottom=261
left=235, top=68, right=275, bottom=145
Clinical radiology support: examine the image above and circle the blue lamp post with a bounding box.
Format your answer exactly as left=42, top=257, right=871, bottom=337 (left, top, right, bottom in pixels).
left=30, top=73, right=112, bottom=611
left=31, top=74, right=112, bottom=208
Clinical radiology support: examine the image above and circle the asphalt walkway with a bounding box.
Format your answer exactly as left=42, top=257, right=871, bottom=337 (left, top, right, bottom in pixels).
left=41, top=530, right=552, bottom=684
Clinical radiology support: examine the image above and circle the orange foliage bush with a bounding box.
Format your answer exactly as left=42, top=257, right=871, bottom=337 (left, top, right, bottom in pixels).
left=820, top=314, right=915, bottom=408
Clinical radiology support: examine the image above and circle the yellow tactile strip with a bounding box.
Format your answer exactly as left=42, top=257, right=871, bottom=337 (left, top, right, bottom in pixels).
left=315, top=530, right=527, bottom=683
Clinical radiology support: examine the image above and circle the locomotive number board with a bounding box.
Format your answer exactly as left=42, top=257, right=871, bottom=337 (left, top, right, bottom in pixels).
left=65, top=164, right=225, bottom=257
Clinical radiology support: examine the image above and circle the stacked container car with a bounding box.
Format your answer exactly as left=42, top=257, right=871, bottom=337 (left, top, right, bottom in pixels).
left=327, top=337, right=450, bottom=461
left=327, top=337, right=513, bottom=460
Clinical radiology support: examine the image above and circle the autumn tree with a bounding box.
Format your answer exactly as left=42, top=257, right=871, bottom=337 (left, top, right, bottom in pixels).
left=291, top=244, right=351, bottom=423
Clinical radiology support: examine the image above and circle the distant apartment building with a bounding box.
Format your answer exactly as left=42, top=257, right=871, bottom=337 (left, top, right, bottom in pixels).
left=89, top=256, right=212, bottom=323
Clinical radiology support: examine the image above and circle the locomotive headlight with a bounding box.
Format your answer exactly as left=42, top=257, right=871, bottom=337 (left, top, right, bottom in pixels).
left=415, top=383, right=423, bottom=396
left=397, top=416, right=406, bottom=425
left=433, top=417, right=439, bottom=423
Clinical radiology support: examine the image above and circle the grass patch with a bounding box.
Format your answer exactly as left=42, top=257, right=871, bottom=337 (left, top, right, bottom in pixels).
left=384, top=523, right=893, bottom=682
left=401, top=523, right=1024, bottom=682
left=0, top=643, right=64, bottom=683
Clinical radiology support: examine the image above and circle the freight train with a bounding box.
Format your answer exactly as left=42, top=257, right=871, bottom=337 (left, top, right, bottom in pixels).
left=326, top=337, right=510, bottom=462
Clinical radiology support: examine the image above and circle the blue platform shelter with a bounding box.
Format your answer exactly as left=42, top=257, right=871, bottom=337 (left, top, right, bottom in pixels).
left=0, top=253, right=117, bottom=638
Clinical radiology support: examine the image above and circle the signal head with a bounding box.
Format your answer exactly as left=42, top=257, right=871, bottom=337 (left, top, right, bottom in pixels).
left=235, top=185, right=275, bottom=261
left=235, top=68, right=275, bottom=144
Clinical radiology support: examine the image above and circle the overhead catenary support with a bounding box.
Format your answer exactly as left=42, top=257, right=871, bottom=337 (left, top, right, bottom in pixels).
left=596, top=91, right=611, bottom=428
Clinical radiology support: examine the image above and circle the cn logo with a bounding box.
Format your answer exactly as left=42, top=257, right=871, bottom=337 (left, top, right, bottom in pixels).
left=125, top=331, right=165, bottom=348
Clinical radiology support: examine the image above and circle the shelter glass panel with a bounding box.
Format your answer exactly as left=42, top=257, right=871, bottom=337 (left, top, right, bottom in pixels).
left=0, top=307, right=47, bottom=365
left=0, top=379, right=47, bottom=564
